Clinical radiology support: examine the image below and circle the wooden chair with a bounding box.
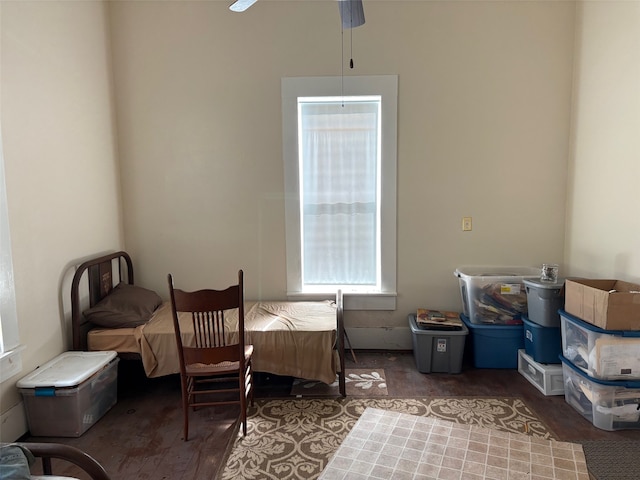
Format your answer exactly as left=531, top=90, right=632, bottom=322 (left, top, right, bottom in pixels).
left=13, top=442, right=111, bottom=479
left=167, top=270, right=254, bottom=441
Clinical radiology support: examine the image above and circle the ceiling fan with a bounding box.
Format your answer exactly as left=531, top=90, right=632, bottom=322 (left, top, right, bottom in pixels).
left=229, top=0, right=365, bottom=29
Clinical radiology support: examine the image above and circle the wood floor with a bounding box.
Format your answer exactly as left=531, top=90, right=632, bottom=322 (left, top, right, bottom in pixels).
left=22, top=351, right=640, bottom=479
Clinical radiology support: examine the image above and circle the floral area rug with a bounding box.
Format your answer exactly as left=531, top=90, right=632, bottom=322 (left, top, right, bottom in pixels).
left=290, top=369, right=387, bottom=397
left=217, top=396, right=554, bottom=480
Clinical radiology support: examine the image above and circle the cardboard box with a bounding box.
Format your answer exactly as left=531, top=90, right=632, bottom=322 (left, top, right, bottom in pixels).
left=564, top=279, right=640, bottom=331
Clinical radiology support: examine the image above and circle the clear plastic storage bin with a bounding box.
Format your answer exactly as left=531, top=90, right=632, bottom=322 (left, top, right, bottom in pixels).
left=560, top=310, right=640, bottom=381
left=560, top=355, right=640, bottom=431
left=17, top=351, right=118, bottom=437
left=455, top=266, right=541, bottom=324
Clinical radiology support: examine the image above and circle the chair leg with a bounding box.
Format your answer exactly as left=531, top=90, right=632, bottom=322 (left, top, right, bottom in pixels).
left=248, top=362, right=254, bottom=407
left=240, top=401, right=247, bottom=436
left=240, top=368, right=248, bottom=436
left=183, top=403, right=189, bottom=441
left=181, top=376, right=190, bottom=441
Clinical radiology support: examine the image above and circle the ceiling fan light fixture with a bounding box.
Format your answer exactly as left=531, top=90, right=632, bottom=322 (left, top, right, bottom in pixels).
left=338, top=0, right=365, bottom=29
left=229, top=0, right=258, bottom=13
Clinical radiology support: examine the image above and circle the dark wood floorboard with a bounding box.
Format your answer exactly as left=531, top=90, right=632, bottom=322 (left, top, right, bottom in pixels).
left=21, top=352, right=640, bottom=479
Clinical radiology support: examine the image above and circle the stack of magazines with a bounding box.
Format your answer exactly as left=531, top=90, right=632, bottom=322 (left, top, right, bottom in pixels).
left=416, top=309, right=463, bottom=330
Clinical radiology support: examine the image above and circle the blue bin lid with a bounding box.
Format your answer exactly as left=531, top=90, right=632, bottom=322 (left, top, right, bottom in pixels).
left=522, top=315, right=561, bottom=330
left=559, top=310, right=640, bottom=337
left=559, top=355, right=640, bottom=388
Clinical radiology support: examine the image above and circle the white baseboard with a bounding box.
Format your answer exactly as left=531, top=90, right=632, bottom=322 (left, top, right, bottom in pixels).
left=345, top=326, right=412, bottom=350
left=0, top=401, right=28, bottom=442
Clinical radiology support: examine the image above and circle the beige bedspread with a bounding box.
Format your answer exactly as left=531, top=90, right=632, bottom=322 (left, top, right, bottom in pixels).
left=88, top=300, right=339, bottom=384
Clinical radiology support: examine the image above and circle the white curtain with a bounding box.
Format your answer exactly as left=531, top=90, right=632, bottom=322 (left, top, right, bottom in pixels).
left=299, top=100, right=379, bottom=286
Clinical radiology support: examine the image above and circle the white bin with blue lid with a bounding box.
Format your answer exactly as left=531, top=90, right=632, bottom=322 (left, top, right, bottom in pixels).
left=560, top=354, right=640, bottom=431
left=17, top=351, right=118, bottom=437
left=560, top=310, right=640, bottom=381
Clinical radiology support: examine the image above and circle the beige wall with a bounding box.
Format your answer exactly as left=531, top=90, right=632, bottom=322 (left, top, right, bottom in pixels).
left=3, top=0, right=638, bottom=442
left=565, top=1, right=640, bottom=282
left=0, top=1, right=122, bottom=440
left=109, top=1, right=575, bottom=341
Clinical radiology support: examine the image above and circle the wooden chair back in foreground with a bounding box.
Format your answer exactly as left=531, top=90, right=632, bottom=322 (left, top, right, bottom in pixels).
left=167, top=270, right=254, bottom=441
left=13, top=442, right=111, bottom=479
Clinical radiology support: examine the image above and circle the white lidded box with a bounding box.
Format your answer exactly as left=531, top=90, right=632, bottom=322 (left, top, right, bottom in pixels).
left=17, top=351, right=118, bottom=437
left=454, top=266, right=541, bottom=324
left=518, top=349, right=564, bottom=396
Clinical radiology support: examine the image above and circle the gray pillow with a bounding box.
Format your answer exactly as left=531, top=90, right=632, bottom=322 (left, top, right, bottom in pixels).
left=83, top=282, right=162, bottom=328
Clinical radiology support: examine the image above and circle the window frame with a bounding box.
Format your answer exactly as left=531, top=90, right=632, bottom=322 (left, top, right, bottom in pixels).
left=0, top=129, right=24, bottom=383
left=281, top=75, right=398, bottom=310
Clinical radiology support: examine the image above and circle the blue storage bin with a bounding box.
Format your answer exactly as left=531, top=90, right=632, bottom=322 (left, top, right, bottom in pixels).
left=461, top=314, right=524, bottom=369
left=522, top=315, right=562, bottom=364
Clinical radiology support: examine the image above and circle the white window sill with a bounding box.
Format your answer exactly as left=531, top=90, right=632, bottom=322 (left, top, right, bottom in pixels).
left=0, top=345, right=25, bottom=383
left=286, top=292, right=397, bottom=311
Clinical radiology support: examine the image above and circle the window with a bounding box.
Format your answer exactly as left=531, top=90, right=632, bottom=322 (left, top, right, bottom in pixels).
left=282, top=76, right=397, bottom=310
left=1, top=129, right=23, bottom=383
left=298, top=96, right=380, bottom=291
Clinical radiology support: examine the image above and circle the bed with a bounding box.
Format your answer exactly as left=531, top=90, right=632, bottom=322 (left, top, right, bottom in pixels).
left=71, top=251, right=346, bottom=395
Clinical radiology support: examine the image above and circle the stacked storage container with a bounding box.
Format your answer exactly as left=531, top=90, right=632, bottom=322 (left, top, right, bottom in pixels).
left=559, top=278, right=640, bottom=431
left=455, top=266, right=539, bottom=369
left=517, top=278, right=565, bottom=395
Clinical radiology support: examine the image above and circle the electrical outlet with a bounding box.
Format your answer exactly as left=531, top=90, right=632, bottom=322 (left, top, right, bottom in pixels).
left=462, top=217, right=472, bottom=231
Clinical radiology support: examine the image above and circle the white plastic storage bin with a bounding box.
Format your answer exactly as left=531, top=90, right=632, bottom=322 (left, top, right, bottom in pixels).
left=560, top=355, right=640, bottom=431
left=523, top=278, right=565, bottom=327
left=454, top=266, right=541, bottom=324
left=17, top=351, right=118, bottom=437
left=518, top=349, right=564, bottom=396
left=560, top=310, right=640, bottom=381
